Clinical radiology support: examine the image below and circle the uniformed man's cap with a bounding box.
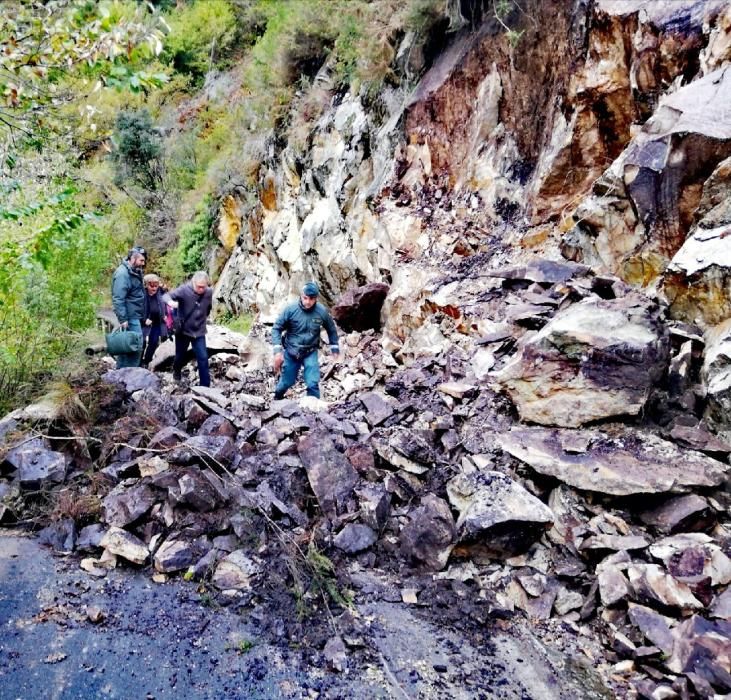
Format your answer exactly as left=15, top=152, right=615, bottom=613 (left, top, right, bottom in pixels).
left=302, top=281, right=319, bottom=297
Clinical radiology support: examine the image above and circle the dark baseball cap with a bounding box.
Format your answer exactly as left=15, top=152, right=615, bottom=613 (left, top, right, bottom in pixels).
left=128, top=246, right=147, bottom=260
left=302, top=281, right=319, bottom=297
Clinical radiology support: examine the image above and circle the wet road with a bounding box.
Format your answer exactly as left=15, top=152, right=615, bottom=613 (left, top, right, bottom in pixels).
left=0, top=532, right=611, bottom=699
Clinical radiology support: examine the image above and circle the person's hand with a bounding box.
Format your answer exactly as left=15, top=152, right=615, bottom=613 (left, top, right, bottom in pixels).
left=168, top=300, right=179, bottom=309
left=273, top=352, right=284, bottom=374
left=145, top=319, right=152, bottom=326
left=120, top=321, right=129, bottom=330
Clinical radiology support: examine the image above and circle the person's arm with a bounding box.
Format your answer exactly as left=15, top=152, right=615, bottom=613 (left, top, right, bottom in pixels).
left=271, top=307, right=290, bottom=355
left=271, top=307, right=290, bottom=373
left=322, top=310, right=340, bottom=356
left=162, top=287, right=180, bottom=309
left=111, top=269, right=130, bottom=328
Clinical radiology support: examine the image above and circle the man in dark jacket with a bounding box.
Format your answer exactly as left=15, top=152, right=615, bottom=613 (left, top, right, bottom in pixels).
left=272, top=281, right=339, bottom=400
left=111, top=246, right=146, bottom=368
left=163, top=271, right=213, bottom=386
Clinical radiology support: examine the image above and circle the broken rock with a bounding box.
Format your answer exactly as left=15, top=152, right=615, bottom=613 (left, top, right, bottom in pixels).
left=102, top=367, right=161, bottom=394
left=399, top=494, right=455, bottom=571
left=102, top=483, right=157, bottom=528
left=7, top=447, right=67, bottom=488
left=499, top=426, right=727, bottom=496
left=447, top=471, right=553, bottom=558
left=100, top=527, right=148, bottom=565
left=212, top=549, right=261, bottom=590
left=493, top=293, right=669, bottom=427
left=627, top=563, right=704, bottom=611
left=639, top=494, right=714, bottom=535
left=154, top=539, right=207, bottom=573
left=332, top=282, right=389, bottom=333
left=298, top=432, right=358, bottom=518
left=333, top=524, right=377, bottom=554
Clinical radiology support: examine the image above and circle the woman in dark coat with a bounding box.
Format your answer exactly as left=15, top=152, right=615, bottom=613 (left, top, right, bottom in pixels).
left=141, top=274, right=171, bottom=368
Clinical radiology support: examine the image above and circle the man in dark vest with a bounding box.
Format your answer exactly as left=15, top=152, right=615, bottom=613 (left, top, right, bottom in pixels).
left=164, top=271, right=213, bottom=386
left=272, top=281, right=339, bottom=400
left=110, top=246, right=146, bottom=368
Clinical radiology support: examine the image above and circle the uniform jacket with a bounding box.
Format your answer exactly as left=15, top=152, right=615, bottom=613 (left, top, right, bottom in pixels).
left=163, top=283, right=213, bottom=338
left=272, top=300, right=339, bottom=358
left=111, top=260, right=144, bottom=324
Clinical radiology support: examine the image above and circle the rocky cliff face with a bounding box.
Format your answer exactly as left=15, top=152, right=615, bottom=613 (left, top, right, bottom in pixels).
left=215, top=0, right=731, bottom=336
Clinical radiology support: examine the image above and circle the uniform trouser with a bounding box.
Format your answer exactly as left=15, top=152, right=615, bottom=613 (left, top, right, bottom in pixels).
left=173, top=333, right=210, bottom=387
left=274, top=349, right=320, bottom=399
left=115, top=319, right=143, bottom=368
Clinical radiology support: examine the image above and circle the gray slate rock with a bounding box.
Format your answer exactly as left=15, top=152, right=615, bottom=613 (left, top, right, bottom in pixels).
left=359, top=392, right=396, bottom=427
left=169, top=468, right=228, bottom=512
left=333, top=524, right=377, bottom=553
left=323, top=634, right=349, bottom=673
left=11, top=448, right=67, bottom=487
left=356, top=483, right=390, bottom=531
left=154, top=538, right=209, bottom=573
left=399, top=494, right=455, bottom=571
left=499, top=426, right=727, bottom=496
left=493, top=293, right=669, bottom=427
left=170, top=435, right=235, bottom=468
left=103, top=483, right=157, bottom=528
left=711, top=588, right=731, bottom=620
left=38, top=518, right=77, bottom=552
left=212, top=549, right=261, bottom=590
left=639, top=494, right=713, bottom=534
left=447, top=471, right=553, bottom=558
left=100, top=526, right=148, bottom=565
left=102, top=367, right=161, bottom=394
left=298, top=432, right=358, bottom=518
left=77, top=524, right=107, bottom=551
left=197, top=414, right=237, bottom=438
left=332, top=282, right=390, bottom=332
left=627, top=603, right=675, bottom=656
left=147, top=426, right=190, bottom=450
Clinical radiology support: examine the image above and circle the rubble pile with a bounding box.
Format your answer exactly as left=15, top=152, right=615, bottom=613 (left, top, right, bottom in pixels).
left=1, top=267, right=730, bottom=698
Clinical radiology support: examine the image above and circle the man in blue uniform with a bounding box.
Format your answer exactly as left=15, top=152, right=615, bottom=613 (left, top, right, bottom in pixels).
left=272, top=281, right=339, bottom=400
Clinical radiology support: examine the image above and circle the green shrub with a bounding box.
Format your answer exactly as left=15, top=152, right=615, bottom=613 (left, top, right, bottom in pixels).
left=215, top=310, right=253, bottom=335
left=0, top=183, right=110, bottom=413
left=179, top=196, right=216, bottom=276
left=112, top=109, right=164, bottom=191
left=163, top=0, right=237, bottom=82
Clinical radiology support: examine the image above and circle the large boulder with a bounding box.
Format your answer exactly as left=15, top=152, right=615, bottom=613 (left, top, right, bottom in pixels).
left=102, top=367, right=160, bottom=394
left=399, top=494, right=455, bottom=571
left=662, top=156, right=731, bottom=326
left=332, top=283, right=390, bottom=332
left=493, top=293, right=669, bottom=426
left=5, top=446, right=67, bottom=487
left=297, top=432, right=358, bottom=518
left=499, top=426, right=728, bottom=496
left=102, top=483, right=157, bottom=527
left=447, top=471, right=554, bottom=558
